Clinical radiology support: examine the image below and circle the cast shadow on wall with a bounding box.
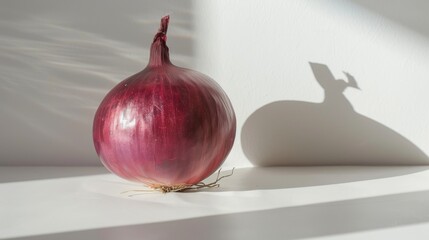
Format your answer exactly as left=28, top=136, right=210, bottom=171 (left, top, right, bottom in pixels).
left=241, top=62, right=429, bottom=166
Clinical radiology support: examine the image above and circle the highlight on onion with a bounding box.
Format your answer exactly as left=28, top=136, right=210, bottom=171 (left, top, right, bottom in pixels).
left=92, top=16, right=236, bottom=192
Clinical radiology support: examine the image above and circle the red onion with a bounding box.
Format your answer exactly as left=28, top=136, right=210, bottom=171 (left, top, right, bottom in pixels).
left=93, top=16, right=236, bottom=189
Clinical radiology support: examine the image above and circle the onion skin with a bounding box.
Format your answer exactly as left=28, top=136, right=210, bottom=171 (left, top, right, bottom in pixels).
left=93, top=16, right=236, bottom=186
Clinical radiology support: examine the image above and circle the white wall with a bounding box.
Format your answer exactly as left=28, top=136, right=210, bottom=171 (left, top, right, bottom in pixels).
left=1, top=0, right=429, bottom=166
left=0, top=0, right=194, bottom=165
left=195, top=0, right=429, bottom=167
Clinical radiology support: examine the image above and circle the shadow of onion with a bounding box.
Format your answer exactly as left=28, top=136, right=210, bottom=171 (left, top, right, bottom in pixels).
left=0, top=0, right=194, bottom=165
left=194, top=166, right=429, bottom=192
left=241, top=62, right=429, bottom=166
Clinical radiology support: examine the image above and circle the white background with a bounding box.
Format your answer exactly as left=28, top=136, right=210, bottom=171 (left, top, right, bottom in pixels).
left=2, top=2, right=429, bottom=239
left=1, top=0, right=429, bottom=167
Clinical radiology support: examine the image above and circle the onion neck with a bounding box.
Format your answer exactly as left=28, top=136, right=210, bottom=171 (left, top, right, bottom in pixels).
left=148, top=15, right=172, bottom=67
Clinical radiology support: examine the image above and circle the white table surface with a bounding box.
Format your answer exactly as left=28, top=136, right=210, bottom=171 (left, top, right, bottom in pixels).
left=2, top=166, right=429, bottom=240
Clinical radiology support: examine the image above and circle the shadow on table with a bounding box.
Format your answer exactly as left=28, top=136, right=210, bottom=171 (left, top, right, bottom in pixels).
left=201, top=166, right=429, bottom=192
left=0, top=167, right=109, bottom=183
left=9, top=190, right=429, bottom=240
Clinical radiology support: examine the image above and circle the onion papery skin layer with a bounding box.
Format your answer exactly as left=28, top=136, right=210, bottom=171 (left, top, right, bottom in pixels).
left=92, top=16, right=236, bottom=187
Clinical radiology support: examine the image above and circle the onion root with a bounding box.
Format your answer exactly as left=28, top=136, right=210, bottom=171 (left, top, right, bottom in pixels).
left=122, top=168, right=235, bottom=196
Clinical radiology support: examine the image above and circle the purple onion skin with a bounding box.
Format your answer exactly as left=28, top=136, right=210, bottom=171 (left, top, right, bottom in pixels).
left=93, top=16, right=236, bottom=186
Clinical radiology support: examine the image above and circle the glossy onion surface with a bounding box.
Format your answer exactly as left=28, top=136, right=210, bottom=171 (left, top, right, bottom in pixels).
left=93, top=16, right=236, bottom=186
